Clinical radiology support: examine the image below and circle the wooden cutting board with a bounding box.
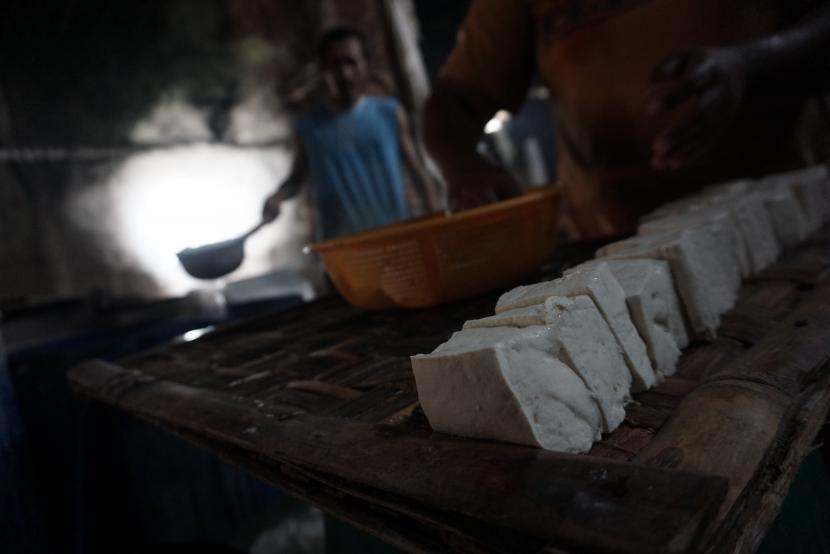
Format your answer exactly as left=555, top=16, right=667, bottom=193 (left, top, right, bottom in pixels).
left=69, top=229, right=830, bottom=553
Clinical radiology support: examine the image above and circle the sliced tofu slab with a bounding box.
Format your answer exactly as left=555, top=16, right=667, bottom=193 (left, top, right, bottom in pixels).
left=643, top=181, right=780, bottom=275
left=575, top=259, right=688, bottom=376
left=639, top=194, right=702, bottom=224
left=494, top=263, right=657, bottom=391
left=703, top=188, right=781, bottom=273
left=411, top=325, right=603, bottom=452
left=464, top=303, right=549, bottom=329
left=793, top=178, right=826, bottom=233
left=597, top=227, right=738, bottom=339
left=790, top=165, right=830, bottom=219
left=789, top=167, right=830, bottom=231
left=790, top=165, right=830, bottom=185
left=638, top=206, right=749, bottom=279
left=756, top=176, right=811, bottom=248
left=804, top=166, right=830, bottom=216
left=466, top=296, right=631, bottom=431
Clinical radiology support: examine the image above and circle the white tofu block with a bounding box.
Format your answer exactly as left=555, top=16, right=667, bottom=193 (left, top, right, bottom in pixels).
left=812, top=170, right=830, bottom=222
left=704, top=189, right=781, bottom=273
left=789, top=165, right=830, bottom=220
left=755, top=176, right=810, bottom=248
left=466, top=296, right=631, bottom=431
left=643, top=180, right=781, bottom=275
left=597, top=227, right=738, bottom=339
left=789, top=165, right=829, bottom=183
left=638, top=206, right=750, bottom=279
left=790, top=167, right=830, bottom=230
left=411, top=326, right=603, bottom=452
left=648, top=184, right=780, bottom=275
left=494, top=263, right=657, bottom=391
left=639, top=181, right=747, bottom=223
left=701, top=179, right=751, bottom=197
left=639, top=197, right=698, bottom=223
left=575, top=259, right=689, bottom=377
left=464, top=303, right=549, bottom=329
left=760, top=166, right=829, bottom=233
left=793, top=179, right=826, bottom=233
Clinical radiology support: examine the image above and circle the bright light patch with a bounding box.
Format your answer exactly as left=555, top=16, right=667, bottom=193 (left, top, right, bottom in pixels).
left=182, top=327, right=213, bottom=342
left=109, top=143, right=295, bottom=296
left=484, top=118, right=503, bottom=134
left=484, top=110, right=512, bottom=134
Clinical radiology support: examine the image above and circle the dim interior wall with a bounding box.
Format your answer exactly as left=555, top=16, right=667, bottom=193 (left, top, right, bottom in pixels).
left=0, top=161, right=162, bottom=303
left=1, top=1, right=210, bottom=301
left=0, top=167, right=52, bottom=302
left=230, top=0, right=398, bottom=101
left=382, top=0, right=431, bottom=113
left=0, top=0, right=413, bottom=302
left=0, top=1, right=301, bottom=301
left=0, top=84, right=53, bottom=303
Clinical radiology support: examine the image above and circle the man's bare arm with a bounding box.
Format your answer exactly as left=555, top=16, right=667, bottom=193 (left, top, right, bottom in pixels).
left=263, top=141, right=308, bottom=221
left=423, top=80, right=522, bottom=212
left=396, top=107, right=441, bottom=213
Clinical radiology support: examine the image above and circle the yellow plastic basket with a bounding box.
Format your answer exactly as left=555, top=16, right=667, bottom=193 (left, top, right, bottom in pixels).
left=307, top=186, right=562, bottom=310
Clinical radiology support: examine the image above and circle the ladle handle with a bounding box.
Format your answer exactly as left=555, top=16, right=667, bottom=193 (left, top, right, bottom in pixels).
left=242, top=219, right=269, bottom=241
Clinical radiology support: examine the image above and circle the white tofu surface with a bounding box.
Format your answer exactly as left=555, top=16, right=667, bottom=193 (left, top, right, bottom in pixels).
left=756, top=176, right=810, bottom=248
left=577, top=259, right=688, bottom=376
left=597, top=227, right=738, bottom=339
left=494, top=263, right=657, bottom=391
left=709, top=190, right=781, bottom=273
left=639, top=196, right=699, bottom=223
left=466, top=296, right=631, bottom=431
left=464, top=303, right=548, bottom=329
left=642, top=180, right=782, bottom=275
left=789, top=165, right=830, bottom=221
left=790, top=168, right=830, bottom=230
left=638, top=206, right=749, bottom=279
left=411, top=326, right=603, bottom=452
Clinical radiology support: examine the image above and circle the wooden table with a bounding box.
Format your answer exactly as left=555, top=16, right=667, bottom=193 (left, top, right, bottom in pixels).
left=69, top=230, right=830, bottom=553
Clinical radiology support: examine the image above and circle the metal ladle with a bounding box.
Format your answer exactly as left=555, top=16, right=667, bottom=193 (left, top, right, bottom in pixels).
left=177, top=220, right=269, bottom=280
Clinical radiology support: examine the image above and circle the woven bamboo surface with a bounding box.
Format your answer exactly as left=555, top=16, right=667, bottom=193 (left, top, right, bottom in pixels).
left=70, top=229, right=830, bottom=553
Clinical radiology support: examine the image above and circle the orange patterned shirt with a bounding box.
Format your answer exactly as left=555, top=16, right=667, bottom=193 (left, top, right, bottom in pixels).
left=441, top=0, right=805, bottom=238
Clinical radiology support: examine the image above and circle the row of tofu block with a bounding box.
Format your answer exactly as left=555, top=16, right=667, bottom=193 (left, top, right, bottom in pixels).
left=411, top=165, right=830, bottom=453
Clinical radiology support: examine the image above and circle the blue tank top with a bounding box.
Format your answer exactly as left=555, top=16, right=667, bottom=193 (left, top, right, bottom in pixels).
left=296, top=96, right=410, bottom=241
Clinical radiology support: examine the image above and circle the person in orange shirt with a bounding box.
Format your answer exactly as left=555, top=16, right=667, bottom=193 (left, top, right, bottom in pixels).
left=423, top=0, right=830, bottom=239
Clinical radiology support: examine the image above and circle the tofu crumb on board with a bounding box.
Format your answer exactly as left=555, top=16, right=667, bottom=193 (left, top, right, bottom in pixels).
left=411, top=325, right=603, bottom=453
left=494, top=262, right=657, bottom=391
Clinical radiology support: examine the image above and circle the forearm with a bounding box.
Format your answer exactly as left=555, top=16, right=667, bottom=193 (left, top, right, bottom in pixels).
left=407, top=165, right=439, bottom=212
left=422, top=81, right=524, bottom=210
left=423, top=80, right=494, bottom=179
left=743, top=4, right=830, bottom=96
left=273, top=142, right=308, bottom=201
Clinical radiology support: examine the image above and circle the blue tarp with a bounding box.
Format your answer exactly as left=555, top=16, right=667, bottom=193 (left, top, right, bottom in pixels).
left=0, top=329, right=43, bottom=553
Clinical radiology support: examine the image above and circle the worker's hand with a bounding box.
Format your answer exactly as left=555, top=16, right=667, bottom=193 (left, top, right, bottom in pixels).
left=447, top=161, right=523, bottom=212
left=647, top=47, right=748, bottom=171
left=262, top=193, right=282, bottom=222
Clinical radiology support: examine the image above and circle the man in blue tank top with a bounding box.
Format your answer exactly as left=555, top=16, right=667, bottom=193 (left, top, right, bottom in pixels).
left=262, top=27, right=438, bottom=241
